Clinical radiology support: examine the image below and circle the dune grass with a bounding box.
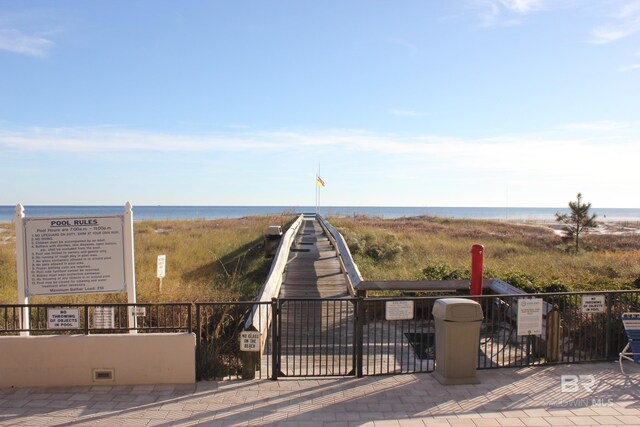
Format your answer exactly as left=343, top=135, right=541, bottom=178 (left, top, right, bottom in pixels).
left=330, top=215, right=640, bottom=292
left=2, top=214, right=637, bottom=304
left=0, top=215, right=294, bottom=304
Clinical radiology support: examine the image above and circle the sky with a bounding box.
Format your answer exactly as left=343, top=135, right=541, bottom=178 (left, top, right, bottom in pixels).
left=1, top=1, right=639, bottom=208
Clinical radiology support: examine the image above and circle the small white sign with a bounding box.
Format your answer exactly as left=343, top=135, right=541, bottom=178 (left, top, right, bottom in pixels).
left=157, top=255, right=166, bottom=279
left=240, top=331, right=261, bottom=352
left=47, top=308, right=80, bottom=329
left=130, top=306, right=146, bottom=317
left=517, top=298, right=543, bottom=336
left=385, top=300, right=414, bottom=321
left=93, top=306, right=115, bottom=329
left=581, top=295, right=606, bottom=313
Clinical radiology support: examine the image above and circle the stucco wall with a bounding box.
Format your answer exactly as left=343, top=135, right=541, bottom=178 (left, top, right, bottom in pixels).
left=0, top=333, right=195, bottom=388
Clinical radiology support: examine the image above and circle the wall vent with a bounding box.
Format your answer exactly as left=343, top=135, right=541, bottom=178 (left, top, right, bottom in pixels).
left=92, top=369, right=115, bottom=382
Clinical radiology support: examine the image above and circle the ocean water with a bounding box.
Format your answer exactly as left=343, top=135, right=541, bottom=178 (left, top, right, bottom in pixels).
left=1, top=205, right=639, bottom=222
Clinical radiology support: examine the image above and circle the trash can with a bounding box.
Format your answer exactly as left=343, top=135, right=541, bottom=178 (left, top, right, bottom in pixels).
left=264, top=226, right=283, bottom=257
left=432, top=298, right=484, bottom=385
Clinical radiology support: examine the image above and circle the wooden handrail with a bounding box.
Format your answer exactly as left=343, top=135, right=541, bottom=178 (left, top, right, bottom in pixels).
left=316, top=215, right=362, bottom=296
left=244, top=214, right=304, bottom=351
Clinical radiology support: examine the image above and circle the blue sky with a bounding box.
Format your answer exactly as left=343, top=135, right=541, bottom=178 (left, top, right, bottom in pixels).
left=1, top=1, right=639, bottom=208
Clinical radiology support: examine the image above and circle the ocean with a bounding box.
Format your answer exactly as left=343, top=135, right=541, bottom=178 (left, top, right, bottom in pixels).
left=1, top=205, right=639, bottom=222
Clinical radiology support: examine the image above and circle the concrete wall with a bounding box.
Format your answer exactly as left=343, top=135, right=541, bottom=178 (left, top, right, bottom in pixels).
left=0, top=333, right=195, bottom=388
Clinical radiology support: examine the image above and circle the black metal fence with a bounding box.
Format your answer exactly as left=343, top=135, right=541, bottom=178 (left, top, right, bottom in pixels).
left=3, top=290, right=639, bottom=380
left=0, top=303, right=191, bottom=335
left=355, top=290, right=640, bottom=375
left=196, top=301, right=274, bottom=381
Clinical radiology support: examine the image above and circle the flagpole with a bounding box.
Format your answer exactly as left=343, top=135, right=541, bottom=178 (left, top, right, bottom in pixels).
left=317, top=165, right=321, bottom=216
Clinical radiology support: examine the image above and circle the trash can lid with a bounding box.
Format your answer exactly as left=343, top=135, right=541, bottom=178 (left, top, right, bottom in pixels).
left=432, top=298, right=484, bottom=321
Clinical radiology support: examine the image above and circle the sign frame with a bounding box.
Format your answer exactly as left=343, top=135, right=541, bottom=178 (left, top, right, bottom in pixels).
left=15, top=203, right=138, bottom=335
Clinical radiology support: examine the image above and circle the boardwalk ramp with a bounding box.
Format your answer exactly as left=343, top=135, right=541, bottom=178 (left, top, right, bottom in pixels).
left=278, top=215, right=355, bottom=376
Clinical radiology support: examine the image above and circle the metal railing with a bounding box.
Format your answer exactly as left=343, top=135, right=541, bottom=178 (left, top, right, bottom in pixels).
left=196, top=301, right=275, bottom=381
left=358, top=290, right=640, bottom=375
left=4, top=289, right=638, bottom=380
left=0, top=303, right=192, bottom=335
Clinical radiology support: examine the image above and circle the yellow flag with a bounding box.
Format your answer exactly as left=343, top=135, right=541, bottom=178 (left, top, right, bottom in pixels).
left=316, top=175, right=325, bottom=187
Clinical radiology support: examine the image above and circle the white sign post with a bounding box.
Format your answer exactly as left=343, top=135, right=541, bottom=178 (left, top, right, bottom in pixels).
left=157, top=254, right=166, bottom=293
left=517, top=298, right=543, bottom=336
left=15, top=203, right=137, bottom=335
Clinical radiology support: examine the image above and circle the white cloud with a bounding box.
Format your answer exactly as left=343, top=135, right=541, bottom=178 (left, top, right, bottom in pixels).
left=388, top=109, right=429, bottom=117
left=0, top=29, right=54, bottom=56
left=389, top=38, right=418, bottom=56
left=590, top=0, right=640, bottom=44
left=470, top=0, right=546, bottom=26
left=619, top=63, right=640, bottom=71
left=564, top=120, right=627, bottom=131
left=1, top=126, right=638, bottom=180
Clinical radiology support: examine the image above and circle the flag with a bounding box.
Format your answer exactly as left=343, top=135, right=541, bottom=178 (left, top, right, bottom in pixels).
left=316, top=175, right=325, bottom=187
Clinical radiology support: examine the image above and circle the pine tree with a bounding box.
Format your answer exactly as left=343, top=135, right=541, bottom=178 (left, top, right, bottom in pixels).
left=555, top=193, right=598, bottom=252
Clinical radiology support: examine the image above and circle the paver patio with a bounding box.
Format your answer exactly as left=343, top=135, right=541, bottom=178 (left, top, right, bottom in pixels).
left=1, top=362, right=639, bottom=426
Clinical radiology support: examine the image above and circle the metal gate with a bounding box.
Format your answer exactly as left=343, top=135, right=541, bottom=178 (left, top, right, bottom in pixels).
left=275, top=298, right=357, bottom=377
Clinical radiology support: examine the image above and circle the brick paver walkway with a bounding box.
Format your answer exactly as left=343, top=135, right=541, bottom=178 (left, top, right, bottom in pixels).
left=1, top=362, right=639, bottom=426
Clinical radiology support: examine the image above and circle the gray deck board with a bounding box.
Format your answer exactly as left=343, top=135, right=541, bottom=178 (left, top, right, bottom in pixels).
left=278, top=217, right=354, bottom=375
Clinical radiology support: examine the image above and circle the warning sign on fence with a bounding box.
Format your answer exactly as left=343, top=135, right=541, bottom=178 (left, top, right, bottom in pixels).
left=581, top=295, right=605, bottom=313
left=240, top=331, right=261, bottom=352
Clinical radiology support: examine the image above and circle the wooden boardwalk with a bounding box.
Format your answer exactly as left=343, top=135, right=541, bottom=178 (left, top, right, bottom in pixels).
left=279, top=216, right=349, bottom=298
left=277, top=216, right=355, bottom=376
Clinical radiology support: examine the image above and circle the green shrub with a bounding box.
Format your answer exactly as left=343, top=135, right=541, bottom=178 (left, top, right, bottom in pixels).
left=499, top=270, right=540, bottom=293
left=344, top=230, right=402, bottom=262
left=543, top=279, right=569, bottom=293
left=422, top=262, right=467, bottom=280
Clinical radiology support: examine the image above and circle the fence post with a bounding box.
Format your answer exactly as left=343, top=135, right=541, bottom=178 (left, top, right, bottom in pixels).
left=546, top=305, right=560, bottom=363
left=84, top=306, right=90, bottom=335
left=195, top=304, right=202, bottom=381
left=272, top=298, right=279, bottom=380
left=186, top=304, right=193, bottom=333
left=605, top=295, right=613, bottom=360
left=356, top=296, right=364, bottom=378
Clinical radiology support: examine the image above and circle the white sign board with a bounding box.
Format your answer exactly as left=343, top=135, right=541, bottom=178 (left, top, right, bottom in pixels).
left=517, top=298, right=543, bottom=336
left=581, top=295, right=606, bottom=313
left=157, top=255, right=166, bottom=279
left=23, top=216, right=126, bottom=296
left=240, top=331, right=261, bottom=352
left=47, top=308, right=80, bottom=329
left=385, top=300, right=414, bottom=321
left=93, top=306, right=115, bottom=329
left=130, top=306, right=146, bottom=317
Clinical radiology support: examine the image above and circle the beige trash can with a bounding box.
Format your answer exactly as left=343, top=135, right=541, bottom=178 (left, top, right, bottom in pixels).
left=432, top=298, right=484, bottom=385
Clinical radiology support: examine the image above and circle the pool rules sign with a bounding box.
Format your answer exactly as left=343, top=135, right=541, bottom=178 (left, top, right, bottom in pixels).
left=23, top=216, right=127, bottom=296
left=15, top=203, right=138, bottom=334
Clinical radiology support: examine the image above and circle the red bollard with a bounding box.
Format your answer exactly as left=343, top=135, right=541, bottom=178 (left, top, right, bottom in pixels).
left=470, top=244, right=484, bottom=296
